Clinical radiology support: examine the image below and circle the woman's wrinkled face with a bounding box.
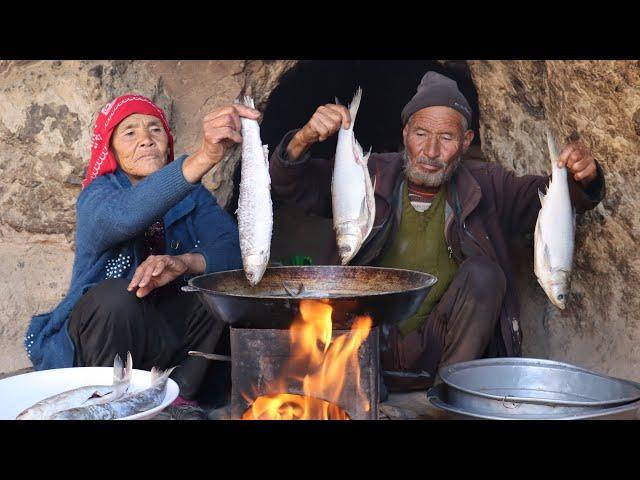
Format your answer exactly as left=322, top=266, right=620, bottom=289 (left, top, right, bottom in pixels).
left=111, top=113, right=169, bottom=183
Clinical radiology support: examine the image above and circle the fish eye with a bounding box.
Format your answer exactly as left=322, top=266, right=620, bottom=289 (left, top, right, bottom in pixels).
left=557, top=294, right=564, bottom=300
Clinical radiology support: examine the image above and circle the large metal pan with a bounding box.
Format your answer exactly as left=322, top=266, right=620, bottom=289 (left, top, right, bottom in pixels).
left=437, top=358, right=640, bottom=416
left=182, top=266, right=437, bottom=329
left=426, top=383, right=640, bottom=420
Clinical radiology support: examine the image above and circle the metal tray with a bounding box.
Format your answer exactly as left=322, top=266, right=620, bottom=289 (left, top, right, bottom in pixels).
left=426, top=383, right=640, bottom=420
left=438, top=358, right=640, bottom=415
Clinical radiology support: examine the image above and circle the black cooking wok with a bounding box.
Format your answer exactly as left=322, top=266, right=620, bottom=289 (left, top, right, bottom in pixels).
left=182, top=266, right=437, bottom=329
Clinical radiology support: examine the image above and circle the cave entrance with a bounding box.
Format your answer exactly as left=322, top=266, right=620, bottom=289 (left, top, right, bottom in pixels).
left=231, top=60, right=482, bottom=266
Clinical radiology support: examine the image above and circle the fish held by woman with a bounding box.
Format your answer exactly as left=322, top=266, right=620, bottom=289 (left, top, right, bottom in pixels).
left=236, top=95, right=273, bottom=286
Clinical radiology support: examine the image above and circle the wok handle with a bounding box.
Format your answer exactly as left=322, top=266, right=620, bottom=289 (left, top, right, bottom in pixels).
left=188, top=351, right=232, bottom=362
left=181, top=285, right=199, bottom=293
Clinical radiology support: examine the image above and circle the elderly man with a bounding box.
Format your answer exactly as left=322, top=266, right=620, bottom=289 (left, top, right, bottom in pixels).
left=25, top=94, right=259, bottom=412
left=269, top=71, right=606, bottom=393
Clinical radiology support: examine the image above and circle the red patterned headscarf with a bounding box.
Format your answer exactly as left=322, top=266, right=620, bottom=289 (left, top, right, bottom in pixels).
left=82, top=94, right=175, bottom=189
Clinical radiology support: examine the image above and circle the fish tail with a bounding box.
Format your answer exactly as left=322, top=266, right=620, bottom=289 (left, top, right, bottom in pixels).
left=150, top=365, right=178, bottom=383
left=122, top=352, right=133, bottom=384
left=241, top=95, right=255, bottom=109
left=112, top=354, right=123, bottom=382
left=348, top=87, right=363, bottom=127
left=546, top=128, right=563, bottom=174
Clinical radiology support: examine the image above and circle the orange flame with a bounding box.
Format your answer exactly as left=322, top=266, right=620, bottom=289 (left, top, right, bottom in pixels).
left=242, top=299, right=372, bottom=420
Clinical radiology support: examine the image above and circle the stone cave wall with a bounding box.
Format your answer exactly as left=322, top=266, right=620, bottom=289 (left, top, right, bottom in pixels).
left=468, top=60, right=640, bottom=380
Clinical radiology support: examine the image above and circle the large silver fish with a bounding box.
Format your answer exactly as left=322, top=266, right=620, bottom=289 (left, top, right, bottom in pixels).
left=534, top=130, right=575, bottom=309
left=16, top=352, right=133, bottom=420
left=236, top=95, right=272, bottom=286
left=331, top=87, right=376, bottom=265
left=49, top=366, right=175, bottom=420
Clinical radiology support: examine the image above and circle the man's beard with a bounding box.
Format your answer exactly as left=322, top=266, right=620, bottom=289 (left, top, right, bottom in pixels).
left=402, top=150, right=463, bottom=187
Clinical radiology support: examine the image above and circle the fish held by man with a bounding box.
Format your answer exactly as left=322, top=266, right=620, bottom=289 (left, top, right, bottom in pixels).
left=49, top=365, right=176, bottom=420
left=331, top=87, right=376, bottom=265
left=16, top=352, right=133, bottom=420
left=236, top=95, right=273, bottom=286
left=534, top=130, right=575, bottom=310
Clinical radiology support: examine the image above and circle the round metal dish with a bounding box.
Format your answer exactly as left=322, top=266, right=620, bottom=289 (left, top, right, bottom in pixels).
left=426, top=383, right=640, bottom=420
left=438, top=358, right=640, bottom=416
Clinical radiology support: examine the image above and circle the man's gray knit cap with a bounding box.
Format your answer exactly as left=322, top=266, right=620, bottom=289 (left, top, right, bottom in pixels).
left=401, top=71, right=473, bottom=126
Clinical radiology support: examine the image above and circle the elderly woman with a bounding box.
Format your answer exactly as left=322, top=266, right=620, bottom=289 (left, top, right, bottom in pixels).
left=24, top=94, right=259, bottom=410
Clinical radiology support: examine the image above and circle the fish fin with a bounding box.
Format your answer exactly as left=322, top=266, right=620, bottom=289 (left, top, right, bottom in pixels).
left=363, top=146, right=372, bottom=165
left=262, top=144, right=269, bottom=166
left=359, top=196, right=369, bottom=222
left=334, top=96, right=342, bottom=106
left=535, top=216, right=548, bottom=259
left=537, top=188, right=546, bottom=207
left=352, top=138, right=372, bottom=168
left=351, top=137, right=364, bottom=166
left=112, top=354, right=123, bottom=382
left=543, top=243, right=552, bottom=269
left=348, top=86, right=362, bottom=126
left=81, top=390, right=112, bottom=404
left=534, top=218, right=551, bottom=268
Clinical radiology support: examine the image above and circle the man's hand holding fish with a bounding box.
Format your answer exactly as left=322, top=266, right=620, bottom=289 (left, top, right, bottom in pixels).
left=557, top=141, right=598, bottom=185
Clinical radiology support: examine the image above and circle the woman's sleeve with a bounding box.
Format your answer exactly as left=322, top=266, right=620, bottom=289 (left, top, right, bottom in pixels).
left=77, top=155, right=196, bottom=253
left=187, top=186, right=242, bottom=274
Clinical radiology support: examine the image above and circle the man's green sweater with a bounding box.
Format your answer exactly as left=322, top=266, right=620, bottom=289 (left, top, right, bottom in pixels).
left=376, top=183, right=458, bottom=335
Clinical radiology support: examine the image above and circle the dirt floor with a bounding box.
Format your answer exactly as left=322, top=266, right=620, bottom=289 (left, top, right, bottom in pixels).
left=160, top=392, right=448, bottom=421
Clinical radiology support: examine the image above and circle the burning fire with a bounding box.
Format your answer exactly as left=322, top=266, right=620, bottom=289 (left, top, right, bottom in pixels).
left=242, top=299, right=372, bottom=420
left=246, top=394, right=350, bottom=420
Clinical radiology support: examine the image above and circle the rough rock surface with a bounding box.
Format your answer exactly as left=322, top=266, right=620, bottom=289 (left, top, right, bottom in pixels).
left=0, top=60, right=296, bottom=374
left=468, top=60, right=640, bottom=381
